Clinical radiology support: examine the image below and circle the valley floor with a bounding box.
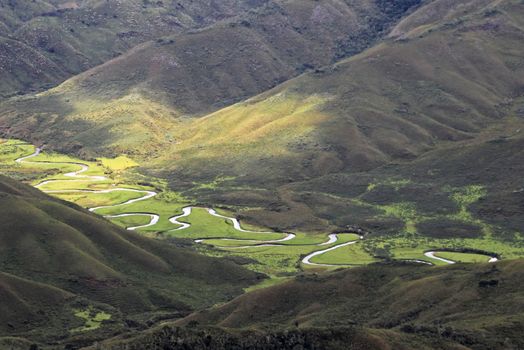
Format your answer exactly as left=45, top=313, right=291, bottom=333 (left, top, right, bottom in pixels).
left=2, top=140, right=516, bottom=279
left=0, top=137, right=523, bottom=347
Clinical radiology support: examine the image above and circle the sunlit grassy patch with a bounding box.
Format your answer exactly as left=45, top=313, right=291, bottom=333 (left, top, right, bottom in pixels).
left=310, top=241, right=377, bottom=265
left=366, top=178, right=412, bottom=192
left=36, top=179, right=115, bottom=191
left=71, top=307, right=111, bottom=333
left=450, top=185, right=487, bottom=212
left=365, top=233, right=524, bottom=264
left=389, top=246, right=441, bottom=265
left=434, top=252, right=493, bottom=263
left=95, top=197, right=189, bottom=232
left=0, top=140, right=34, bottom=163
left=99, top=156, right=138, bottom=171
left=244, top=276, right=292, bottom=292
left=2, top=137, right=522, bottom=286
left=167, top=207, right=284, bottom=241
left=352, top=197, right=425, bottom=234
left=202, top=232, right=328, bottom=247
left=447, top=185, right=493, bottom=237
left=219, top=244, right=316, bottom=275
left=193, top=176, right=236, bottom=190
left=203, top=234, right=363, bottom=276
left=381, top=202, right=420, bottom=234
left=108, top=214, right=152, bottom=229
left=29, top=152, right=106, bottom=177
left=56, top=190, right=145, bottom=208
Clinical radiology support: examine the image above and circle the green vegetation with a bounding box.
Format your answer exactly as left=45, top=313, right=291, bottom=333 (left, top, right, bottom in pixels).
left=166, top=207, right=284, bottom=241
left=448, top=185, right=494, bottom=237
left=0, top=171, right=260, bottom=347
left=381, top=202, right=419, bottom=234
left=311, top=241, right=378, bottom=265
left=0, top=140, right=33, bottom=163
left=434, top=251, right=493, bottom=264
left=203, top=232, right=327, bottom=247
left=0, top=0, right=273, bottom=99
left=109, top=215, right=152, bottom=229
left=99, top=156, right=138, bottom=172
left=194, top=176, right=236, bottom=190
left=1, top=0, right=522, bottom=284
left=0, top=0, right=523, bottom=348
left=56, top=190, right=145, bottom=209
left=149, top=260, right=524, bottom=350
left=0, top=0, right=422, bottom=159
left=2, top=139, right=383, bottom=280
left=2, top=138, right=522, bottom=282
left=71, top=307, right=111, bottom=333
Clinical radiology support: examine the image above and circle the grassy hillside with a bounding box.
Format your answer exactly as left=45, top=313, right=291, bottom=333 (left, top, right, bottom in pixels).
left=166, top=0, right=523, bottom=182
left=87, top=327, right=453, bottom=350
left=0, top=0, right=422, bottom=156
left=0, top=174, right=260, bottom=347
left=0, top=0, right=268, bottom=98
left=92, top=260, right=524, bottom=349
left=150, top=0, right=524, bottom=237
left=1, top=140, right=520, bottom=349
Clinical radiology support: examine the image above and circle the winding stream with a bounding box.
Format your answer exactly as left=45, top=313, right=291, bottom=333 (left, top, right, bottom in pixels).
left=168, top=206, right=296, bottom=242
left=424, top=251, right=456, bottom=264
left=424, top=251, right=498, bottom=264
left=15, top=146, right=499, bottom=267
left=301, top=235, right=363, bottom=267
left=16, top=148, right=160, bottom=230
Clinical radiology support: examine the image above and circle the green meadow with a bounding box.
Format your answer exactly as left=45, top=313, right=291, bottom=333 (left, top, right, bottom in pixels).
left=1, top=138, right=521, bottom=283
left=71, top=307, right=111, bottom=333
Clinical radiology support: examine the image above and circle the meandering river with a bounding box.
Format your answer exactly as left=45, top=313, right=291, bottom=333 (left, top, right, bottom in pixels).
left=16, top=146, right=498, bottom=267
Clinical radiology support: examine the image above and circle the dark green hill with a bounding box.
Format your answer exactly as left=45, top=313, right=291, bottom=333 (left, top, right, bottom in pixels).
left=0, top=175, right=260, bottom=346
left=97, top=260, right=524, bottom=349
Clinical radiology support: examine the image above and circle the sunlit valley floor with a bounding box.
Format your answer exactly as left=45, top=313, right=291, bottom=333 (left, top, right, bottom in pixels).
left=2, top=139, right=519, bottom=282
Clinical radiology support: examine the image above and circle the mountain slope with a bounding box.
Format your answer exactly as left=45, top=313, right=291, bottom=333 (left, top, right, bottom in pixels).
left=2, top=0, right=522, bottom=236
left=0, top=174, right=260, bottom=346
left=150, top=0, right=524, bottom=234
left=166, top=0, right=524, bottom=182
left=0, top=0, right=268, bottom=98
left=95, top=260, right=524, bottom=350
left=0, top=0, right=423, bottom=156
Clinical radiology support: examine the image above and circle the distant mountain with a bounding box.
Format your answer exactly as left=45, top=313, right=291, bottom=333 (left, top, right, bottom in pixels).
left=166, top=0, right=523, bottom=181
left=0, top=175, right=259, bottom=347
left=0, top=0, right=270, bottom=98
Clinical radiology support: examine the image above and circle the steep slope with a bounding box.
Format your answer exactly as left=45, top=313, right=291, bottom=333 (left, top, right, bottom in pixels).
left=0, top=0, right=422, bottom=155
left=95, top=260, right=524, bottom=350
left=151, top=0, right=524, bottom=234
left=166, top=0, right=524, bottom=182
left=0, top=174, right=260, bottom=346
left=0, top=0, right=268, bottom=98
